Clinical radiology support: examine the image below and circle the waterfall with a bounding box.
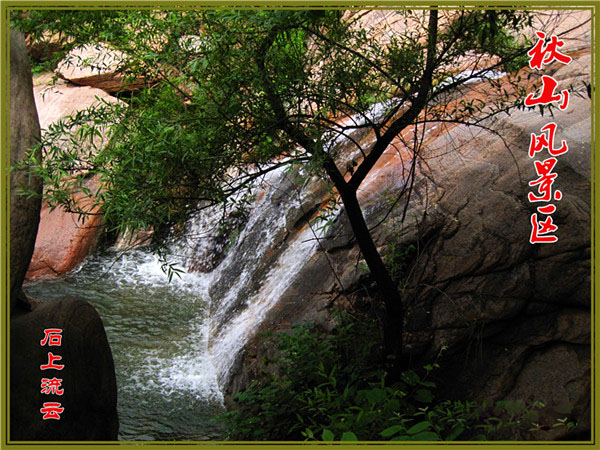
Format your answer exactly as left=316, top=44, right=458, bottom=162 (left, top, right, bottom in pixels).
left=23, top=100, right=395, bottom=439
left=168, top=164, right=339, bottom=387
left=159, top=100, right=393, bottom=388
left=20, top=120, right=398, bottom=439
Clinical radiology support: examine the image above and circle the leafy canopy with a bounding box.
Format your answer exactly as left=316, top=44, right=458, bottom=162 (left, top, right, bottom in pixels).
left=13, top=9, right=533, bottom=244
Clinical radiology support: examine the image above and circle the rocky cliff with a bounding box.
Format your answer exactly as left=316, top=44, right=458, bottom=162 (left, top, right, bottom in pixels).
left=222, top=47, right=591, bottom=441
left=9, top=29, right=42, bottom=310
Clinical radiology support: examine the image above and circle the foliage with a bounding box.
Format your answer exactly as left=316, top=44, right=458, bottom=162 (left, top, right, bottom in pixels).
left=217, top=313, right=554, bottom=441
left=12, top=10, right=125, bottom=71
left=218, top=313, right=384, bottom=440
left=12, top=8, right=540, bottom=355
left=383, top=241, right=417, bottom=287
left=12, top=8, right=535, bottom=243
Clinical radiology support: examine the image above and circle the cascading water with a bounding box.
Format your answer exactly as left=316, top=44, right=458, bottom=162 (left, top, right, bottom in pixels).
left=23, top=162, right=339, bottom=441
left=206, top=174, right=338, bottom=385
left=173, top=163, right=340, bottom=386
left=23, top=101, right=394, bottom=441
left=24, top=249, right=224, bottom=441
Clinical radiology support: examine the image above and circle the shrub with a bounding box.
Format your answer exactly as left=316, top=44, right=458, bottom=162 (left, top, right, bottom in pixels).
left=218, top=312, right=551, bottom=441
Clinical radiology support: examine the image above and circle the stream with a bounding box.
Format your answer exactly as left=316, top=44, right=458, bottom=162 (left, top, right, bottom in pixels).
left=24, top=248, right=225, bottom=441
left=19, top=103, right=383, bottom=441
left=21, top=164, right=336, bottom=441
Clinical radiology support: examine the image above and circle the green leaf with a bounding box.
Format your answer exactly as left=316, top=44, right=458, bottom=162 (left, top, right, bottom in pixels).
left=413, top=389, right=434, bottom=403
left=411, top=431, right=439, bottom=441
left=406, top=421, right=431, bottom=435
left=401, top=371, right=419, bottom=386
left=341, top=431, right=358, bottom=441
left=390, top=435, right=411, bottom=441
left=322, top=429, right=334, bottom=441
left=446, top=425, right=464, bottom=441
left=364, top=388, right=385, bottom=404
left=380, top=425, right=404, bottom=437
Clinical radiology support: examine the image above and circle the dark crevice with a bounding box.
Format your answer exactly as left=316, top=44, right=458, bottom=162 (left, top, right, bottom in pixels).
left=291, top=202, right=323, bottom=231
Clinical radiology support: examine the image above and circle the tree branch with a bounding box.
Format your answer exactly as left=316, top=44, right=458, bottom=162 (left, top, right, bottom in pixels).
left=348, top=9, right=438, bottom=192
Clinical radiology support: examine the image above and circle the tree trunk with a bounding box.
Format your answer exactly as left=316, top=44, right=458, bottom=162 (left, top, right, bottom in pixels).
left=335, top=185, right=406, bottom=374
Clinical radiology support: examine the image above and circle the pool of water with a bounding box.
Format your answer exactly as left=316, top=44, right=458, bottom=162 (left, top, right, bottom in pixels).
left=24, top=248, right=226, bottom=441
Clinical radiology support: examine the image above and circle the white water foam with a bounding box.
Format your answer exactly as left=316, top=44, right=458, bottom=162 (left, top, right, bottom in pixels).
left=97, top=135, right=350, bottom=399
left=209, top=220, right=323, bottom=385
left=103, top=164, right=314, bottom=397
left=161, top=162, right=339, bottom=390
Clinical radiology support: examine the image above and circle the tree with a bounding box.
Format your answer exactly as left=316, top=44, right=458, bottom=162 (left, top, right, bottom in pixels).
left=13, top=8, right=537, bottom=371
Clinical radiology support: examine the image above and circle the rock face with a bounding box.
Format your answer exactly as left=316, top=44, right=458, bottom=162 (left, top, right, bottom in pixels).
left=33, top=75, right=119, bottom=130
left=25, top=76, right=119, bottom=280
left=10, top=30, right=42, bottom=312
left=10, top=296, right=119, bottom=440
left=26, top=177, right=103, bottom=280
left=9, top=32, right=119, bottom=441
left=224, top=50, right=591, bottom=439
left=57, top=43, right=146, bottom=93
left=399, top=55, right=591, bottom=439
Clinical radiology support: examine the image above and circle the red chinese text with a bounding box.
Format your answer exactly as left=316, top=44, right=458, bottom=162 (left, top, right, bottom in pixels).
left=526, top=31, right=572, bottom=244
left=40, top=328, right=63, bottom=347
left=530, top=213, right=559, bottom=244
left=41, top=378, right=64, bottom=396
left=525, top=75, right=569, bottom=110
left=528, top=157, right=563, bottom=203
left=40, top=402, right=64, bottom=420
left=529, top=122, right=568, bottom=158
left=527, top=31, right=573, bottom=70
left=40, top=352, right=64, bottom=371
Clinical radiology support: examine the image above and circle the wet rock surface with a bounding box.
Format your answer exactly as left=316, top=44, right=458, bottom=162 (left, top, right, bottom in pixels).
left=224, top=51, right=591, bottom=439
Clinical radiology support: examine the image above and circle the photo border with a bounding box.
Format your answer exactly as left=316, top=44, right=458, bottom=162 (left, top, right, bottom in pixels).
left=0, top=1, right=597, bottom=449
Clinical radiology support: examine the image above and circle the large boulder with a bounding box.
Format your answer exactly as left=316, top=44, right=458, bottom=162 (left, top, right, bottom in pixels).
left=225, top=50, right=591, bottom=439
left=56, top=43, right=146, bottom=93
left=10, top=296, right=119, bottom=440
left=26, top=177, right=103, bottom=280
left=25, top=76, right=120, bottom=280
left=352, top=10, right=592, bottom=54
left=10, top=30, right=42, bottom=313
left=397, top=53, right=591, bottom=439
left=33, top=74, right=119, bottom=130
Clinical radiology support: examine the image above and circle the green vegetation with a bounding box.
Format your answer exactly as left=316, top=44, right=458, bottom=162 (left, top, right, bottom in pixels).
left=218, top=313, right=557, bottom=441
left=383, top=241, right=417, bottom=288
left=13, top=8, right=535, bottom=367
left=11, top=10, right=584, bottom=441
